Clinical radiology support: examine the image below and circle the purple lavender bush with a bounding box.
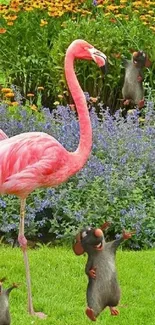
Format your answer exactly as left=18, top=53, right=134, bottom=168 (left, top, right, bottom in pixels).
left=0, top=100, right=155, bottom=249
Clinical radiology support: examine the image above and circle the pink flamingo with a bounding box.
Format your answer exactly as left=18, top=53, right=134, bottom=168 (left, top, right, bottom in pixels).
left=0, top=39, right=107, bottom=318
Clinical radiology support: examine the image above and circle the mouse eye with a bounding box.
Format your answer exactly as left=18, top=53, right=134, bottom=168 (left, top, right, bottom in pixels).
left=81, top=231, right=87, bottom=238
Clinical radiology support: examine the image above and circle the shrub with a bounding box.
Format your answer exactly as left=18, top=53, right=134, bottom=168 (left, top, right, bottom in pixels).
left=0, top=3, right=154, bottom=111
left=0, top=100, right=155, bottom=249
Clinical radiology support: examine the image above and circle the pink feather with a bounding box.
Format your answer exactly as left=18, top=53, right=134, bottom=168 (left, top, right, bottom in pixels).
left=0, top=40, right=107, bottom=199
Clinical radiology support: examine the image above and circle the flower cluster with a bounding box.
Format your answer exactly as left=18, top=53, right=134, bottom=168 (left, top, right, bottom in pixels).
left=0, top=100, right=155, bottom=249
left=0, top=0, right=154, bottom=32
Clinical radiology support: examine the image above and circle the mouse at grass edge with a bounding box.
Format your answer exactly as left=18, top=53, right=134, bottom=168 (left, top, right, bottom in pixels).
left=73, top=222, right=135, bottom=321
left=0, top=277, right=19, bottom=325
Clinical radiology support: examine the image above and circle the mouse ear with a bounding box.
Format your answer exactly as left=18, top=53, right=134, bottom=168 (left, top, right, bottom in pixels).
left=73, top=241, right=84, bottom=255
left=73, top=233, right=84, bottom=255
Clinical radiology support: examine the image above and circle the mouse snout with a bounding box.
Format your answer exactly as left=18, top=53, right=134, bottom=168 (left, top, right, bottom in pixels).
left=94, top=228, right=103, bottom=238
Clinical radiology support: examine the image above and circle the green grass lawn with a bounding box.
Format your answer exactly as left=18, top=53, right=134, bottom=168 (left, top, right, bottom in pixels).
left=0, top=246, right=155, bottom=325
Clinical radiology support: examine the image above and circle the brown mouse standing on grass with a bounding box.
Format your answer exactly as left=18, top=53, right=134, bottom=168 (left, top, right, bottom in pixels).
left=73, top=222, right=134, bottom=321
left=122, top=50, right=151, bottom=111
left=0, top=277, right=19, bottom=325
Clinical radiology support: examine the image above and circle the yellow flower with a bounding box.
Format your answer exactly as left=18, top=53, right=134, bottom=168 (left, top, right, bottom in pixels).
left=25, top=7, right=33, bottom=11
left=11, top=101, right=19, bottom=106
left=7, top=21, right=14, bottom=26
left=138, top=117, right=145, bottom=122
left=30, top=104, right=38, bottom=111
left=128, top=109, right=135, bottom=114
left=40, top=19, right=48, bottom=27
left=1, top=87, right=12, bottom=93
left=27, top=93, right=34, bottom=97
left=5, top=15, right=17, bottom=21
left=37, top=86, right=44, bottom=90
left=89, top=97, right=98, bottom=103
left=150, top=26, right=155, bottom=31
left=53, top=101, right=60, bottom=105
left=4, top=92, right=14, bottom=98
left=58, top=94, right=63, bottom=99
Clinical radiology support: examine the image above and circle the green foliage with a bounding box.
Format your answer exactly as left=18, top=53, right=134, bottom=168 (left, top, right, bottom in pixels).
left=50, top=13, right=155, bottom=110
left=0, top=9, right=154, bottom=110
left=0, top=10, right=63, bottom=106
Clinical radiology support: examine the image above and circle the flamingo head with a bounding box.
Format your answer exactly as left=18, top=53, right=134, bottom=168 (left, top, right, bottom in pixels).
left=68, top=39, right=108, bottom=74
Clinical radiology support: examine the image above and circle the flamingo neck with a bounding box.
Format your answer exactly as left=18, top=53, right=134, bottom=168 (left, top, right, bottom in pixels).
left=64, top=50, right=92, bottom=171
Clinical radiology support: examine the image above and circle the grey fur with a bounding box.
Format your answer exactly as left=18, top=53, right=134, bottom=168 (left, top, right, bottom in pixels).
left=0, top=284, right=17, bottom=325
left=78, top=227, right=124, bottom=318
left=122, top=51, right=148, bottom=106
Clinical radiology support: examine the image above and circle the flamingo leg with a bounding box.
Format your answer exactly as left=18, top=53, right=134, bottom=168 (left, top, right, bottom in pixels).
left=18, top=198, right=46, bottom=319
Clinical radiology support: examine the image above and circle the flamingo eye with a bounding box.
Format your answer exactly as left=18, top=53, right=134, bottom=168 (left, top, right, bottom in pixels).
left=81, top=231, right=87, bottom=238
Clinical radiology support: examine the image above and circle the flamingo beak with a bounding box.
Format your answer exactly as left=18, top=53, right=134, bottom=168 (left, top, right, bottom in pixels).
left=88, top=48, right=108, bottom=74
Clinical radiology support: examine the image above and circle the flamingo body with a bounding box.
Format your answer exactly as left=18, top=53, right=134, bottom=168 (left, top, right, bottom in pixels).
left=0, top=39, right=107, bottom=317
left=0, top=132, right=79, bottom=198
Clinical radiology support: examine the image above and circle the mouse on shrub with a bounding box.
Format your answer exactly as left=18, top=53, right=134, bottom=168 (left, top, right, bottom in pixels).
left=0, top=277, right=19, bottom=325
left=73, top=222, right=134, bottom=321
left=122, top=50, right=151, bottom=112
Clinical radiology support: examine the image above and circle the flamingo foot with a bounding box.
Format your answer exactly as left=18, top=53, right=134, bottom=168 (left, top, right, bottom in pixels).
left=33, top=312, right=47, bottom=319
left=86, top=307, right=96, bottom=321
left=110, top=307, right=119, bottom=316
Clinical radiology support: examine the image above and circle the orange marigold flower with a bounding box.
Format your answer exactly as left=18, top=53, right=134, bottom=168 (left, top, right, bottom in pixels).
left=0, top=28, right=6, bottom=34
left=1, top=87, right=12, bottom=93
left=4, top=92, right=14, bottom=98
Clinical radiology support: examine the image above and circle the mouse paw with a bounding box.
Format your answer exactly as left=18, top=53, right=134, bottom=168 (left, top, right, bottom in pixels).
left=123, top=99, right=130, bottom=106
left=138, top=99, right=144, bottom=109
left=123, top=230, right=135, bottom=240
left=86, top=307, right=96, bottom=321
left=137, top=75, right=143, bottom=82
left=88, top=268, right=96, bottom=279
left=110, top=307, right=119, bottom=316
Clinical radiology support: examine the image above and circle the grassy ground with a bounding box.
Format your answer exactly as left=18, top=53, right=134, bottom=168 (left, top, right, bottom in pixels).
left=0, top=246, right=155, bottom=325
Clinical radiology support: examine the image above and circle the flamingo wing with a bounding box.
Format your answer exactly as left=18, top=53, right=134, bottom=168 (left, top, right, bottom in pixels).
left=0, top=132, right=70, bottom=197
